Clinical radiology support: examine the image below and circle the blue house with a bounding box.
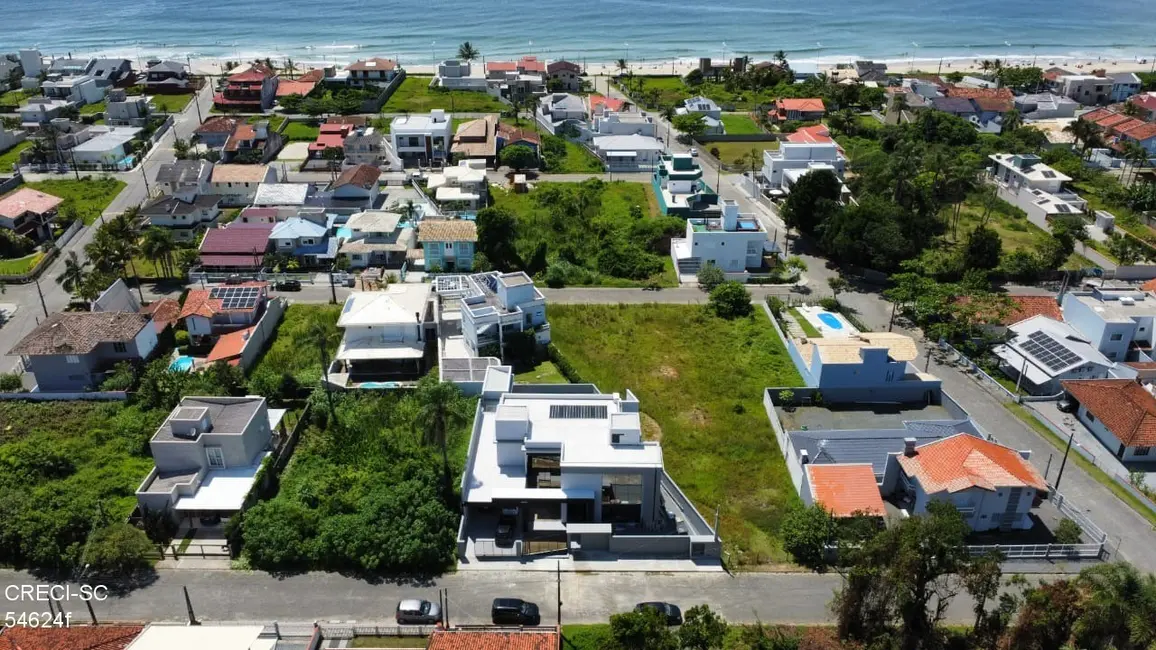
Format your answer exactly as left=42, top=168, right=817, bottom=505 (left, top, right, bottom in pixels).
left=652, top=153, right=718, bottom=216
left=417, top=219, right=477, bottom=272
left=269, top=217, right=336, bottom=267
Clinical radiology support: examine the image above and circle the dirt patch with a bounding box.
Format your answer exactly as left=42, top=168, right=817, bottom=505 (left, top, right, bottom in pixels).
left=656, top=365, right=679, bottom=380
left=640, top=412, right=663, bottom=442
left=684, top=408, right=710, bottom=428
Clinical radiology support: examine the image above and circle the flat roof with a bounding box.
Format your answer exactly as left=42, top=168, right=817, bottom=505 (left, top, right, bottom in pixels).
left=777, top=401, right=953, bottom=433
left=254, top=182, right=309, bottom=206
left=173, top=453, right=270, bottom=511
left=338, top=285, right=432, bottom=327
left=127, top=625, right=275, bottom=650
left=1072, top=290, right=1156, bottom=321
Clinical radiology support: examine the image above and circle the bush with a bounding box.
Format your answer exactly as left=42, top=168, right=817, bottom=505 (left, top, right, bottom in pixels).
left=1054, top=518, right=1082, bottom=544
left=766, top=295, right=786, bottom=319
left=0, top=372, right=23, bottom=392
left=708, top=281, right=753, bottom=319
left=818, top=297, right=840, bottom=312
left=174, top=330, right=189, bottom=347
left=781, top=505, right=838, bottom=571
left=99, top=361, right=136, bottom=391
left=696, top=262, right=726, bottom=292
left=85, top=523, right=154, bottom=575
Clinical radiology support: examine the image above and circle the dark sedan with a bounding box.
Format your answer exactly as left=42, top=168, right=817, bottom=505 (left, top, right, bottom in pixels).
left=634, top=601, right=683, bottom=626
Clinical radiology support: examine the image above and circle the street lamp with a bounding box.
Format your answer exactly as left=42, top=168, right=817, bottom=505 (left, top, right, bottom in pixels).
left=1053, top=419, right=1077, bottom=493
left=430, top=40, right=436, bottom=65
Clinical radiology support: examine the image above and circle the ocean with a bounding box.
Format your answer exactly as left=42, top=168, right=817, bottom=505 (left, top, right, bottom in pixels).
left=4, top=0, right=1156, bottom=69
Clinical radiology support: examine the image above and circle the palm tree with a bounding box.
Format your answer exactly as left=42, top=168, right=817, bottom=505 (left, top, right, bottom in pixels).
left=615, top=58, right=628, bottom=77
left=283, top=57, right=297, bottom=80
left=979, top=59, right=993, bottom=74
left=55, top=250, right=89, bottom=298
left=414, top=375, right=466, bottom=500
left=660, top=104, right=676, bottom=143
left=141, top=227, right=176, bottom=278
left=1001, top=108, right=1023, bottom=132
left=1064, top=119, right=1101, bottom=155
left=1123, top=142, right=1149, bottom=186
left=173, top=138, right=190, bottom=160
left=1073, top=563, right=1156, bottom=650
left=457, top=42, right=480, bottom=63
left=1122, top=100, right=1142, bottom=117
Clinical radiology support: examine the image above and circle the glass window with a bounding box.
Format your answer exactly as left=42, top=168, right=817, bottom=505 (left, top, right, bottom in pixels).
left=205, top=447, right=226, bottom=469
left=1110, top=333, right=1123, bottom=341
left=65, top=355, right=80, bottom=364
left=1135, top=446, right=1151, bottom=456
left=113, top=342, right=127, bottom=353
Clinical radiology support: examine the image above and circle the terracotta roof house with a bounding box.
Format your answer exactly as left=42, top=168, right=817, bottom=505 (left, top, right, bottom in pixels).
left=222, top=120, right=274, bottom=162
left=498, top=122, right=542, bottom=152
left=418, top=219, right=477, bottom=271
left=194, top=115, right=243, bottom=148
left=309, top=122, right=355, bottom=158
left=343, top=57, right=400, bottom=88
left=955, top=294, right=1063, bottom=326
left=8, top=312, right=158, bottom=391
left=0, top=187, right=63, bottom=240
left=1079, top=107, right=1156, bottom=153
left=1062, top=378, right=1156, bottom=460
left=0, top=624, right=143, bottom=650
left=179, top=282, right=268, bottom=341
left=786, top=124, right=836, bottom=145
left=276, top=68, right=323, bottom=97
left=426, top=629, right=560, bottom=650
left=197, top=222, right=275, bottom=270
left=142, top=298, right=182, bottom=333
left=207, top=164, right=278, bottom=206
left=213, top=63, right=278, bottom=111
left=451, top=114, right=498, bottom=162
left=894, top=434, right=1047, bottom=531
left=547, top=59, right=582, bottom=92
left=331, top=163, right=382, bottom=205
left=588, top=93, right=628, bottom=115
left=206, top=325, right=258, bottom=365
left=770, top=98, right=825, bottom=122
left=943, top=85, right=1014, bottom=101
left=805, top=463, right=886, bottom=517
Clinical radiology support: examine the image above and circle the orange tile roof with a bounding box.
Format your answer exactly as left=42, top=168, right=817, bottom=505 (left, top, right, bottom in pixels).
left=142, top=298, right=181, bottom=332
left=776, top=98, right=826, bottom=112
left=897, top=434, right=1047, bottom=494
left=486, top=61, right=518, bottom=73
left=224, top=123, right=259, bottom=152
left=973, top=96, right=1012, bottom=113
left=587, top=94, right=626, bottom=113
left=806, top=464, right=886, bottom=517
left=1062, top=379, right=1156, bottom=448
left=1095, top=113, right=1133, bottom=129
left=944, top=85, right=1014, bottom=100
left=1079, top=107, right=1115, bottom=123
left=179, top=282, right=267, bottom=319
left=348, top=57, right=397, bottom=72
left=0, top=188, right=64, bottom=219
left=0, top=625, right=143, bottom=650
left=207, top=325, right=256, bottom=363
left=276, top=79, right=318, bottom=97
left=1125, top=122, right=1156, bottom=142
left=953, top=294, right=1061, bottom=325
left=786, top=124, right=834, bottom=144
left=228, top=64, right=275, bottom=82
left=426, top=630, right=560, bottom=650
left=333, top=163, right=381, bottom=189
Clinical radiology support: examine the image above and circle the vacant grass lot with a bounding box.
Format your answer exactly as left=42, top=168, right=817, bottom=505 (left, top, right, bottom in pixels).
left=247, top=304, right=342, bottom=387
left=550, top=304, right=804, bottom=564
left=0, top=252, right=44, bottom=276
left=706, top=140, right=778, bottom=170
left=720, top=113, right=764, bottom=134
left=938, top=194, right=1093, bottom=270
left=349, top=636, right=428, bottom=648
left=513, top=360, right=568, bottom=384
left=623, top=76, right=782, bottom=110
left=0, top=140, right=33, bottom=172
left=20, top=177, right=127, bottom=224
left=0, top=89, right=34, bottom=106
left=282, top=121, right=321, bottom=142
left=382, top=76, right=507, bottom=113
left=150, top=93, right=194, bottom=113
left=498, top=115, right=604, bottom=173
left=79, top=102, right=106, bottom=115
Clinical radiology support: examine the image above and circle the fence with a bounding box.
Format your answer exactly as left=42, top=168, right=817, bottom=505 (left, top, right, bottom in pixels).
left=237, top=297, right=287, bottom=370
left=937, top=340, right=1020, bottom=403
left=154, top=542, right=230, bottom=560
left=964, top=543, right=1103, bottom=560
left=1052, top=491, right=1108, bottom=543
left=318, top=623, right=434, bottom=640
left=0, top=390, right=128, bottom=401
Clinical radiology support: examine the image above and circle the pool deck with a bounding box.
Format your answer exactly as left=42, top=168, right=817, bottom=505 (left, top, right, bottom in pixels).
left=796, top=305, right=858, bottom=338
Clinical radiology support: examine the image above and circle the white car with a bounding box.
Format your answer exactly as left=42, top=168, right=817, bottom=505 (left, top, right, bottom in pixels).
left=689, top=147, right=698, bottom=157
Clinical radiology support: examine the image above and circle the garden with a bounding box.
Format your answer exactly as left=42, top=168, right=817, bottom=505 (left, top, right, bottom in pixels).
left=0, top=140, right=32, bottom=171
left=499, top=116, right=604, bottom=173
left=483, top=180, right=680, bottom=287
left=549, top=304, right=803, bottom=564
left=382, top=75, right=507, bottom=113
left=149, top=93, right=195, bottom=113
left=247, top=303, right=342, bottom=398
left=20, top=177, right=127, bottom=225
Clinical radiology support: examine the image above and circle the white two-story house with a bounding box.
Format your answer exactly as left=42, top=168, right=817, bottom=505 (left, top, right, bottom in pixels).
left=988, top=153, right=1085, bottom=229
left=328, top=285, right=434, bottom=387
left=390, top=110, right=453, bottom=165
left=143, top=160, right=220, bottom=241
left=670, top=199, right=770, bottom=278
left=761, top=142, right=847, bottom=190
left=458, top=272, right=551, bottom=357
left=1062, top=288, right=1156, bottom=363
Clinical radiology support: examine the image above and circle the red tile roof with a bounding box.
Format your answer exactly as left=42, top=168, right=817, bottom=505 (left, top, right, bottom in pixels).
left=179, top=282, right=267, bottom=319
left=199, top=253, right=265, bottom=268
left=228, top=64, right=275, bottom=82
left=548, top=60, right=581, bottom=74
left=806, top=464, right=886, bottom=517
left=195, top=116, right=242, bottom=135
left=587, top=94, right=626, bottom=113
left=142, top=298, right=181, bottom=332
left=897, top=434, right=1048, bottom=494
left=786, top=124, right=834, bottom=144
left=199, top=222, right=275, bottom=255
left=0, top=625, right=143, bottom=650
left=276, top=79, right=318, bottom=97
left=943, top=85, right=1014, bottom=100
left=519, top=56, right=546, bottom=73
left=224, top=123, right=260, bottom=152
left=1079, top=107, right=1115, bottom=123
left=207, top=325, right=256, bottom=362
left=1125, top=122, right=1156, bottom=142
left=333, top=164, right=381, bottom=189
left=348, top=57, right=397, bottom=72
left=0, top=188, right=63, bottom=219
left=953, top=294, right=1061, bottom=325
left=498, top=123, right=541, bottom=147
left=426, top=630, right=560, bottom=650
left=775, top=98, right=826, bottom=112
left=1131, top=93, right=1156, bottom=111
left=1115, top=118, right=1149, bottom=134
left=973, top=96, right=1012, bottom=113
left=1095, top=113, right=1132, bottom=129
left=486, top=61, right=518, bottom=73
left=1063, top=379, right=1156, bottom=448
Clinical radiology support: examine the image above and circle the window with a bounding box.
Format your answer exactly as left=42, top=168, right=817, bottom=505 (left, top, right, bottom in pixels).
left=1110, top=333, right=1123, bottom=341
left=205, top=447, right=226, bottom=469
left=65, top=355, right=80, bottom=364
left=112, top=342, right=127, bottom=353
left=1087, top=412, right=1095, bottom=422
left=1136, top=446, right=1151, bottom=456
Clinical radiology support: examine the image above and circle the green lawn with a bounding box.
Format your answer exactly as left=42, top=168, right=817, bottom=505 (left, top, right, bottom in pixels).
left=496, top=115, right=604, bottom=173
left=720, top=113, right=764, bottom=135
left=941, top=195, right=1102, bottom=271
left=620, top=75, right=787, bottom=110
left=513, top=360, right=568, bottom=384
left=349, top=637, right=428, bottom=648
left=149, top=93, right=194, bottom=113
left=0, top=140, right=33, bottom=172
left=550, top=305, right=804, bottom=564
left=79, top=102, right=106, bottom=115
left=1005, top=403, right=1156, bottom=528
left=19, top=178, right=127, bottom=225
left=247, top=304, right=342, bottom=387
left=705, top=140, right=778, bottom=171
left=0, top=89, right=34, bottom=107
left=0, top=252, right=44, bottom=276
left=382, top=75, right=507, bottom=112
left=563, top=624, right=847, bottom=649
left=787, top=307, right=821, bottom=338
left=282, top=120, right=321, bottom=142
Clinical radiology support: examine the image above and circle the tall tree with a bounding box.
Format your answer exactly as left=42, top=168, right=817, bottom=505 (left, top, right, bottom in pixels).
left=55, top=250, right=89, bottom=298
left=140, top=227, right=176, bottom=278
left=414, top=375, right=467, bottom=501
left=457, top=42, right=479, bottom=62
left=475, top=206, right=521, bottom=270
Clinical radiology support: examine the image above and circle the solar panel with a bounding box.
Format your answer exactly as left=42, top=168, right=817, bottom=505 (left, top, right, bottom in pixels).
left=210, top=286, right=261, bottom=310
left=1041, top=170, right=1057, bottom=179
left=549, top=404, right=608, bottom=420
left=1019, top=330, right=1082, bottom=372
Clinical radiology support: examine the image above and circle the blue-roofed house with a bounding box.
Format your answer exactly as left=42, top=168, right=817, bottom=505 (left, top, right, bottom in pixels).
left=269, top=217, right=336, bottom=267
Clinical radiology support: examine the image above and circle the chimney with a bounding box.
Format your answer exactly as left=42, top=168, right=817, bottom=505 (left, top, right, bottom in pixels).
left=799, top=449, right=810, bottom=465
left=903, top=437, right=917, bottom=457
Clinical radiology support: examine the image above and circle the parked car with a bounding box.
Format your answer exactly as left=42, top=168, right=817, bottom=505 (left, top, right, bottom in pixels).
left=634, top=602, right=683, bottom=626
left=1058, top=398, right=1077, bottom=413
left=491, top=598, right=541, bottom=625
left=396, top=599, right=441, bottom=625
left=689, top=147, right=698, bottom=157
left=495, top=507, right=518, bottom=547
left=224, top=274, right=245, bottom=285
left=273, top=279, right=302, bottom=291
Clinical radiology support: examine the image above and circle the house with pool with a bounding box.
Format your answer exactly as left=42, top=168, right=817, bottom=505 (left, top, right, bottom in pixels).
left=652, top=153, right=718, bottom=217
left=670, top=199, right=773, bottom=280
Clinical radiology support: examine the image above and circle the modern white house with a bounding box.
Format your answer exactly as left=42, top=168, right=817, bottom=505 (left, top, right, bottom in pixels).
left=793, top=332, right=942, bottom=402
left=893, top=434, right=1047, bottom=532
left=585, top=111, right=657, bottom=140
left=135, top=396, right=281, bottom=523
left=760, top=142, right=847, bottom=189
left=68, top=126, right=142, bottom=167
left=390, top=110, right=453, bottom=165
left=434, top=59, right=490, bottom=92
left=536, top=93, right=587, bottom=134
left=1062, top=379, right=1156, bottom=461
left=1055, top=74, right=1113, bottom=105
left=992, top=315, right=1120, bottom=395
left=328, top=285, right=434, bottom=387
left=337, top=210, right=415, bottom=269
left=1014, top=93, right=1079, bottom=120
left=651, top=152, right=716, bottom=216
left=675, top=96, right=723, bottom=135
left=1062, top=287, right=1156, bottom=363
left=988, top=153, right=1086, bottom=228
left=670, top=200, right=769, bottom=277
left=41, top=75, right=104, bottom=105
left=459, top=365, right=720, bottom=560
left=427, top=160, right=488, bottom=209
left=457, top=272, right=551, bottom=356
left=1110, top=73, right=1143, bottom=103
left=590, top=134, right=665, bottom=171
left=17, top=98, right=75, bottom=126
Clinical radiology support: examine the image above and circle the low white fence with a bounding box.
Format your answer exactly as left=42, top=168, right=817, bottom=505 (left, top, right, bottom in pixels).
left=318, top=623, right=435, bottom=640
left=965, top=543, right=1103, bottom=560
left=0, top=390, right=128, bottom=401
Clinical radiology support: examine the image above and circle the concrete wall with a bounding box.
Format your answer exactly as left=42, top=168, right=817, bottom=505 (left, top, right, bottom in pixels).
left=1061, top=292, right=1134, bottom=360
left=915, top=483, right=1038, bottom=532
left=238, top=297, right=286, bottom=370
left=608, top=534, right=690, bottom=556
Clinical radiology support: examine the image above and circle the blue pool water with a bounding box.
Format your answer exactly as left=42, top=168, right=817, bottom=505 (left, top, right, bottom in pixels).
left=459, top=213, right=477, bottom=221
left=817, top=312, right=844, bottom=330
left=360, top=381, right=400, bottom=389
left=335, top=227, right=352, bottom=239
left=169, top=355, right=195, bottom=372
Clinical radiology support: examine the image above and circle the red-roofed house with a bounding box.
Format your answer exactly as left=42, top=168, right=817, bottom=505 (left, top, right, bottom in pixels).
left=893, top=433, right=1046, bottom=531
left=588, top=93, right=628, bottom=116
left=547, top=60, right=582, bottom=92
left=142, top=298, right=182, bottom=333
left=426, top=629, right=560, bottom=650
left=179, top=282, right=268, bottom=341
left=1129, top=92, right=1156, bottom=120
left=786, top=123, right=835, bottom=145
left=485, top=57, right=547, bottom=101
left=309, top=122, right=355, bottom=158
left=207, top=325, right=257, bottom=365
left=0, top=624, right=143, bottom=650
left=276, top=68, right=324, bottom=98
left=213, top=64, right=279, bottom=111
left=197, top=222, right=275, bottom=271
left=222, top=120, right=275, bottom=162
left=769, top=98, right=825, bottom=122
left=1063, top=378, right=1156, bottom=460
left=943, top=85, right=1015, bottom=101
left=805, top=464, right=886, bottom=517
left=1080, top=107, right=1156, bottom=154
left=0, top=187, right=63, bottom=240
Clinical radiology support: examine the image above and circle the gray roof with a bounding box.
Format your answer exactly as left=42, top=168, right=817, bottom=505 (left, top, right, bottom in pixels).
left=791, top=421, right=981, bottom=476
left=142, top=193, right=219, bottom=217
left=153, top=396, right=265, bottom=442
left=87, top=58, right=131, bottom=78
left=931, top=97, right=976, bottom=114
left=156, top=160, right=211, bottom=184
left=148, top=60, right=187, bottom=74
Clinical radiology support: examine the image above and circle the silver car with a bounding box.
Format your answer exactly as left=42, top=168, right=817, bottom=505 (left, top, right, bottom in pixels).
left=396, top=598, right=442, bottom=625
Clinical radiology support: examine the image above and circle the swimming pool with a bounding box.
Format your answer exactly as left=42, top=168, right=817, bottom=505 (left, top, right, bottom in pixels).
left=817, top=312, right=844, bottom=330
left=335, top=227, right=352, bottom=239
left=169, top=355, right=195, bottom=372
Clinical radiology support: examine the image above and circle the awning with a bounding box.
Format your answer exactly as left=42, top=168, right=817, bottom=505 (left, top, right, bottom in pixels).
left=607, top=151, right=638, bottom=157
left=487, top=487, right=597, bottom=502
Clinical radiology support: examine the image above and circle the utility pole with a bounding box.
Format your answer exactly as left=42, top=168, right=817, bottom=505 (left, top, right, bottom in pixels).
left=1053, top=425, right=1076, bottom=493
left=924, top=343, right=933, bottom=372
left=887, top=302, right=896, bottom=332
left=33, top=276, right=48, bottom=317
left=328, top=265, right=337, bottom=304
left=140, top=161, right=151, bottom=199
left=1015, top=356, right=1028, bottom=395
left=189, top=56, right=204, bottom=125
left=556, top=560, right=562, bottom=627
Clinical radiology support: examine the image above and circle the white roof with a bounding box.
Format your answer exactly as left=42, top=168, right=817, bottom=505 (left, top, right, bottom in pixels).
left=592, top=134, right=665, bottom=152
left=1072, top=289, right=1156, bottom=321
left=391, top=112, right=452, bottom=133
left=254, top=183, right=309, bottom=206
left=989, top=154, right=1071, bottom=183
left=436, top=186, right=481, bottom=202
left=127, top=625, right=275, bottom=650
left=336, top=336, right=425, bottom=360
left=270, top=217, right=326, bottom=239
left=347, top=210, right=401, bottom=233
left=992, top=315, right=1112, bottom=382
left=71, top=127, right=142, bottom=153
left=338, top=285, right=432, bottom=327
left=173, top=453, right=270, bottom=511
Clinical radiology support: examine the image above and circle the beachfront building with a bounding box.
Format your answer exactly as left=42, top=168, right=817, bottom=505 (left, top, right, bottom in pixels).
left=536, top=93, right=587, bottom=135
left=1055, top=74, right=1113, bottom=106
left=390, top=110, right=453, bottom=165
left=328, top=286, right=434, bottom=387
left=145, top=60, right=191, bottom=92
left=547, top=60, right=582, bottom=92
left=991, top=315, right=1118, bottom=395
left=458, top=365, right=720, bottom=560
left=41, top=75, right=104, bottom=106
left=418, top=219, right=477, bottom=272
left=651, top=152, right=717, bottom=216
left=1062, top=287, right=1156, bottom=362
left=213, top=64, right=278, bottom=112
left=135, top=396, right=280, bottom=524
left=435, top=60, right=490, bottom=92
left=344, top=58, right=400, bottom=88
left=17, top=98, right=75, bottom=127
left=0, top=187, right=62, bottom=240
left=1110, top=73, right=1142, bottom=103
left=427, top=160, right=488, bottom=209
left=675, top=96, right=723, bottom=135
left=337, top=210, right=415, bottom=269
left=1014, top=93, right=1079, bottom=120
left=86, top=58, right=132, bottom=88
left=760, top=142, right=847, bottom=190
left=485, top=56, right=547, bottom=102
left=670, top=199, right=769, bottom=277
left=768, top=98, right=826, bottom=123
left=987, top=153, right=1086, bottom=229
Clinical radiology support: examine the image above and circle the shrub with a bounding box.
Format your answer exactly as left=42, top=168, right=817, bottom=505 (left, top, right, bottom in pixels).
left=174, top=330, right=189, bottom=347
left=818, top=296, right=840, bottom=312
left=85, top=523, right=154, bottom=575
left=99, top=361, right=136, bottom=391
left=766, top=295, right=786, bottom=319
left=1054, top=518, right=1082, bottom=544
left=0, top=372, right=23, bottom=392
left=696, top=262, right=725, bottom=292
left=781, top=505, right=837, bottom=571
left=708, top=281, right=753, bottom=319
